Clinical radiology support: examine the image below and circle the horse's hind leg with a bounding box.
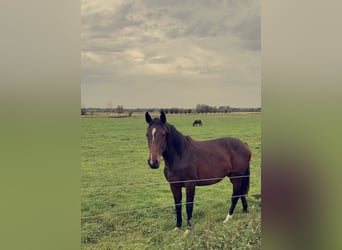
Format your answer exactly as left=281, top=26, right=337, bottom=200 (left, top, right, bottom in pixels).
left=240, top=166, right=250, bottom=213
left=224, top=179, right=241, bottom=223
left=241, top=196, right=248, bottom=213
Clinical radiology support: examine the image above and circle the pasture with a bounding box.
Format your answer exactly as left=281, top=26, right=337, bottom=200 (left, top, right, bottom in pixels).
left=81, top=113, right=261, bottom=249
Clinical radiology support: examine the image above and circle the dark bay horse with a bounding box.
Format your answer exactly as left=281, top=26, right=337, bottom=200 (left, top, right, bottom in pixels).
left=192, top=119, right=202, bottom=126
left=145, top=112, right=251, bottom=230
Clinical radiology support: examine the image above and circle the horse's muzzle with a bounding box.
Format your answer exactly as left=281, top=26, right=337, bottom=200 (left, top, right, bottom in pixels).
left=147, top=159, right=160, bottom=169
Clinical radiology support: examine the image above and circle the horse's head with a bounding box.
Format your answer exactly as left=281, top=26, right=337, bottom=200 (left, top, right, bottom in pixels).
left=145, top=111, right=168, bottom=169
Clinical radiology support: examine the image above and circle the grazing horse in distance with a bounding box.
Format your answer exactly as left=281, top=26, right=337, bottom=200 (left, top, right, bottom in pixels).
left=192, top=119, right=202, bottom=126
left=145, top=112, right=251, bottom=230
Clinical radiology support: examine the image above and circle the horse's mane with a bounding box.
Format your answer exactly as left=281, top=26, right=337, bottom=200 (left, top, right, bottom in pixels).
left=163, top=124, right=182, bottom=166
left=165, top=123, right=186, bottom=158
left=149, top=118, right=191, bottom=166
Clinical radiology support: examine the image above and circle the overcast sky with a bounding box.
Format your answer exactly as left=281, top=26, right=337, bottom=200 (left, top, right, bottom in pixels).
left=81, top=0, right=260, bottom=109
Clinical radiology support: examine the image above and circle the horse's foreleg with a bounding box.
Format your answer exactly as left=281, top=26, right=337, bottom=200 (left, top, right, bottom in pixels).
left=185, top=183, right=196, bottom=229
left=170, top=184, right=182, bottom=229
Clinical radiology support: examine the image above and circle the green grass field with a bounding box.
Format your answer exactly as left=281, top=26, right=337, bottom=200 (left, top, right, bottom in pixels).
left=81, top=113, right=261, bottom=249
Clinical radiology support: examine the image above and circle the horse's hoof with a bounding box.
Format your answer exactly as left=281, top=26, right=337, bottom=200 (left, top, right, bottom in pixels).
left=223, top=214, right=233, bottom=223
left=173, top=227, right=181, bottom=231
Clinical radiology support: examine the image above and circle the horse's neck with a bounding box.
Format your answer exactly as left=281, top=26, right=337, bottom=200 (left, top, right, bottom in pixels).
left=163, top=148, right=181, bottom=168
left=162, top=124, right=188, bottom=166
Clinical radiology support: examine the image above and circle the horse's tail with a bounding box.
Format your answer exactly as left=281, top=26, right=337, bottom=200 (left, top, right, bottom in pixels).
left=240, top=165, right=250, bottom=196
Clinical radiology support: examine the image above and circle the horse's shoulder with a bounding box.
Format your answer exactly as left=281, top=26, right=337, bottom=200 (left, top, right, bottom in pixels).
left=185, top=135, right=194, bottom=142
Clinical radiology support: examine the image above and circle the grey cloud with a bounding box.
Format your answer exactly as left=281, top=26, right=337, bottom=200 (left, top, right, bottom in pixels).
left=232, top=15, right=260, bottom=50
left=82, top=0, right=261, bottom=52
left=147, top=56, right=172, bottom=64
left=82, top=2, right=136, bottom=32
left=81, top=0, right=260, bottom=108
left=175, top=63, right=224, bottom=75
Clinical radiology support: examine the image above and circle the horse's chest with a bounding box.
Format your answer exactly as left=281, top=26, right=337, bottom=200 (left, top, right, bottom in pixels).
left=164, top=167, right=178, bottom=182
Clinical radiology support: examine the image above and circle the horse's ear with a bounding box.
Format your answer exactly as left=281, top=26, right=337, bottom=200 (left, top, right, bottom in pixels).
left=160, top=111, right=166, bottom=124
left=145, top=112, right=152, bottom=124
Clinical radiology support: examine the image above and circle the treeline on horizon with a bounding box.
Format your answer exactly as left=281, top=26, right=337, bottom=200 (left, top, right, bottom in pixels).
left=81, top=104, right=261, bottom=115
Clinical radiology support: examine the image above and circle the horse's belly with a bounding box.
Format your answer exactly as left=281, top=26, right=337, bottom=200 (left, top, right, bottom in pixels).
left=196, top=178, right=224, bottom=186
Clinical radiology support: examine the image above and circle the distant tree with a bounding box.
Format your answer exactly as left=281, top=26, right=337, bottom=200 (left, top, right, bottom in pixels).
left=117, top=105, right=124, bottom=116
left=196, top=104, right=211, bottom=113
left=196, top=104, right=203, bottom=113
left=106, top=101, right=113, bottom=112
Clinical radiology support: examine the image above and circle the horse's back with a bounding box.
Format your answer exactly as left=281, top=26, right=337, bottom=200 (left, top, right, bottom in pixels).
left=224, top=137, right=251, bottom=160
left=195, top=137, right=250, bottom=155
left=193, top=137, right=251, bottom=175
